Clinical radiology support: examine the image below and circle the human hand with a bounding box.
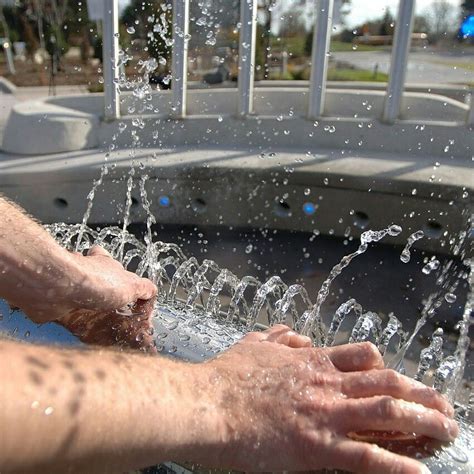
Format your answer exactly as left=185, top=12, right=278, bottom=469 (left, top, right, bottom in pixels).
left=202, top=325, right=457, bottom=473
left=56, top=298, right=157, bottom=352
left=16, top=245, right=157, bottom=349
left=54, top=245, right=157, bottom=351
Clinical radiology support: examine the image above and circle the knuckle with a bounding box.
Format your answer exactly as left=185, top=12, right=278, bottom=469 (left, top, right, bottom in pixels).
left=356, top=444, right=377, bottom=472
left=273, top=323, right=291, bottom=333
left=361, top=341, right=382, bottom=360
left=379, top=396, right=399, bottom=419
left=385, top=369, right=403, bottom=388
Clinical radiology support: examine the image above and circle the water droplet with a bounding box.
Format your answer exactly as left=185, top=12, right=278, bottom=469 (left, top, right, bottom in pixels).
left=422, top=259, right=440, bottom=275
left=444, top=293, right=456, bottom=303
left=127, top=26, right=135, bottom=34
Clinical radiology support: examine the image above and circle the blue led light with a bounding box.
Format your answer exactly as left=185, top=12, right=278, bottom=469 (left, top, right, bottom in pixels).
left=303, top=202, right=317, bottom=216
left=158, top=195, right=171, bottom=207
left=460, top=15, right=474, bottom=37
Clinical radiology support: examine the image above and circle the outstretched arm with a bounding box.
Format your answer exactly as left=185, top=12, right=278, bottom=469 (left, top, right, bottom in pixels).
left=0, top=196, right=157, bottom=348
left=0, top=327, right=456, bottom=474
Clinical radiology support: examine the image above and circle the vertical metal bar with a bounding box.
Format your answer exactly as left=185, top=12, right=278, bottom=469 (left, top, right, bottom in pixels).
left=308, top=0, right=333, bottom=120
left=382, top=0, right=415, bottom=124
left=103, top=0, right=120, bottom=120
left=238, top=0, right=257, bottom=116
left=468, top=88, right=474, bottom=126
left=3, top=39, right=15, bottom=75
left=171, top=0, right=189, bottom=118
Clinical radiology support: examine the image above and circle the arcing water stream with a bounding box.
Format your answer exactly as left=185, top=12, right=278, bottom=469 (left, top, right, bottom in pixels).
left=44, top=185, right=473, bottom=471
left=1, top=203, right=470, bottom=471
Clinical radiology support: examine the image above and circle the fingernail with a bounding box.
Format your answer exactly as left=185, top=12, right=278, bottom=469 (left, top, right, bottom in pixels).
left=449, top=419, right=459, bottom=438
left=420, top=465, right=431, bottom=474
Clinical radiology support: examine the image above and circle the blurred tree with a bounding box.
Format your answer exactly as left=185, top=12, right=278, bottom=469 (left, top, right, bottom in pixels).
left=304, top=0, right=352, bottom=58
left=257, top=0, right=273, bottom=79
left=413, top=15, right=431, bottom=34
left=378, top=10, right=394, bottom=36
left=461, top=0, right=474, bottom=10
left=425, top=0, right=455, bottom=42
left=121, top=0, right=172, bottom=70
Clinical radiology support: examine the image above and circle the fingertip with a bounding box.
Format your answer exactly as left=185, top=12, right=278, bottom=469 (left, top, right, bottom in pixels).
left=287, top=333, right=312, bottom=348
left=87, top=245, right=112, bottom=258
left=139, top=278, right=158, bottom=300
left=358, top=341, right=385, bottom=368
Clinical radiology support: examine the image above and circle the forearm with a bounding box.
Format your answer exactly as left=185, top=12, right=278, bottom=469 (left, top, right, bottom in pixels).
left=0, top=339, right=225, bottom=473
left=0, top=197, right=81, bottom=321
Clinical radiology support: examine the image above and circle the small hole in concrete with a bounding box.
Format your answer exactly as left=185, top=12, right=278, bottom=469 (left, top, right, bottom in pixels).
left=54, top=198, right=68, bottom=209
left=192, top=198, right=207, bottom=214
left=423, top=220, right=443, bottom=239
left=353, top=211, right=369, bottom=229
left=274, top=200, right=292, bottom=218
left=131, top=197, right=139, bottom=207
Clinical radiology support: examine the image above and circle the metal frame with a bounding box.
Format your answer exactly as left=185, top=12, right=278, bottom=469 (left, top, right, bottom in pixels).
left=308, top=0, right=333, bottom=120
left=103, top=0, right=120, bottom=120
left=382, top=0, right=416, bottom=123
left=238, top=0, right=257, bottom=116
left=99, top=0, right=472, bottom=126
left=468, top=89, right=474, bottom=126
left=171, top=0, right=190, bottom=118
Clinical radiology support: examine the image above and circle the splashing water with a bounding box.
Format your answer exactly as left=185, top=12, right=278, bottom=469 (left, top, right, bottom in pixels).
left=46, top=218, right=470, bottom=390
left=44, top=216, right=472, bottom=471
left=400, top=230, right=425, bottom=263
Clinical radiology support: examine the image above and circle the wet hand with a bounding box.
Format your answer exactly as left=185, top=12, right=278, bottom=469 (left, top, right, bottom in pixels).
left=17, top=245, right=157, bottom=350
left=205, top=325, right=457, bottom=474
left=54, top=245, right=157, bottom=351
left=56, top=298, right=157, bottom=352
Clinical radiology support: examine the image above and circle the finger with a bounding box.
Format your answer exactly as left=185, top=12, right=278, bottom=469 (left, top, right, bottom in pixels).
left=87, top=245, right=113, bottom=258
left=282, top=332, right=312, bottom=348
left=336, top=396, right=458, bottom=442
left=328, top=438, right=430, bottom=474
left=132, top=275, right=158, bottom=301
left=132, top=298, right=156, bottom=321
left=324, top=342, right=384, bottom=372
left=240, top=325, right=312, bottom=348
left=239, top=331, right=267, bottom=343
left=269, top=331, right=312, bottom=348
left=259, top=325, right=313, bottom=348
left=341, top=369, right=455, bottom=417
left=240, top=325, right=293, bottom=344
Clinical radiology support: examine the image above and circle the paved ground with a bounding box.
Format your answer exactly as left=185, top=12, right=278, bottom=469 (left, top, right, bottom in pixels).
left=332, top=50, right=474, bottom=85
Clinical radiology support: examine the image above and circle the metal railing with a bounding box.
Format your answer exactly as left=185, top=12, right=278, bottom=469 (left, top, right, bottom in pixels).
left=102, top=0, right=473, bottom=125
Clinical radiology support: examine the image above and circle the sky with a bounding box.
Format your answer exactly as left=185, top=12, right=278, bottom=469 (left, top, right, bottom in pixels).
left=117, top=0, right=462, bottom=29
left=343, top=0, right=460, bottom=27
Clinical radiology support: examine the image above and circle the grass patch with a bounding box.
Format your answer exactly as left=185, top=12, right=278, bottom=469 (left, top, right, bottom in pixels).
left=427, top=60, right=474, bottom=72
left=330, top=40, right=381, bottom=52
left=271, top=36, right=306, bottom=57
left=327, top=67, right=388, bottom=82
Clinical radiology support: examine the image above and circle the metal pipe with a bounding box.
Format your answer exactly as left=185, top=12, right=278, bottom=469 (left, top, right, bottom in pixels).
left=468, top=88, right=474, bottom=126
left=238, top=0, right=257, bottom=116
left=103, top=0, right=120, bottom=121
left=382, top=0, right=416, bottom=123
left=171, top=0, right=189, bottom=118
left=308, top=0, right=333, bottom=120
left=2, top=38, right=15, bottom=75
